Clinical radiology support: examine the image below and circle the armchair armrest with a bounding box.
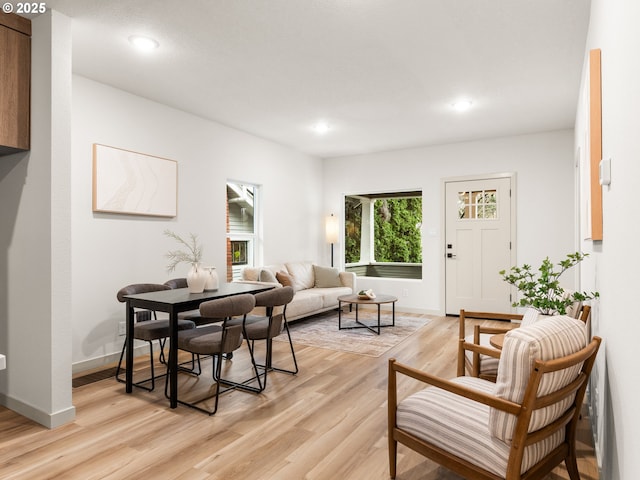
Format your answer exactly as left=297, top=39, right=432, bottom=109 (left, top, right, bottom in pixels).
left=460, top=341, right=502, bottom=359
left=389, top=358, right=521, bottom=415
left=476, top=325, right=514, bottom=335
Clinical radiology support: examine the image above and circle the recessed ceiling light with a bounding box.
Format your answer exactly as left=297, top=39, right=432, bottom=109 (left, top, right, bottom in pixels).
left=128, top=35, right=159, bottom=52
left=312, top=122, right=331, bottom=135
left=452, top=99, right=473, bottom=112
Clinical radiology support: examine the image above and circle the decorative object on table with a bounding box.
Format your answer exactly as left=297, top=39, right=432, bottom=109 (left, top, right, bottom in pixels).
left=499, top=251, right=599, bottom=315
left=164, top=229, right=206, bottom=293
left=203, top=266, right=219, bottom=291
left=92, top=144, right=177, bottom=217
left=358, top=289, right=376, bottom=300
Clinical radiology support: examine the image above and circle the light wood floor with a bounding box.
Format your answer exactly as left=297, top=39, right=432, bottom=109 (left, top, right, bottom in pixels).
left=0, top=314, right=599, bottom=480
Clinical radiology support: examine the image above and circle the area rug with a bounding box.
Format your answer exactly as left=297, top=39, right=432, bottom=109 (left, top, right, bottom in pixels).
left=274, top=309, right=431, bottom=357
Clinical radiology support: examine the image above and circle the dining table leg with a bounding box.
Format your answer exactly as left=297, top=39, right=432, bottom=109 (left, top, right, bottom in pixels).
left=125, top=301, right=134, bottom=393
left=169, top=309, right=178, bottom=408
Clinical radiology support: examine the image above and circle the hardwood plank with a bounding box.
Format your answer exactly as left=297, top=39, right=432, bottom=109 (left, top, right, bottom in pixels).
left=0, top=315, right=599, bottom=479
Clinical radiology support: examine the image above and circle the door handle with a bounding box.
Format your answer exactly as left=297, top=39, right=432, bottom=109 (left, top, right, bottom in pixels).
left=447, top=253, right=457, bottom=258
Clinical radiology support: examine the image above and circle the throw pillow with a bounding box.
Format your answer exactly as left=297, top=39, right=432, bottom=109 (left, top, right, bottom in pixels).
left=285, top=261, right=315, bottom=290
left=489, top=315, right=587, bottom=442
left=313, top=265, right=343, bottom=288
left=276, top=271, right=293, bottom=288
left=242, top=267, right=261, bottom=282
left=259, top=269, right=278, bottom=283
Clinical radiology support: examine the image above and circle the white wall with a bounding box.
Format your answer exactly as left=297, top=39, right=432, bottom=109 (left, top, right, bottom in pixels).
left=576, top=1, right=640, bottom=478
left=0, top=11, right=75, bottom=428
left=323, top=130, right=576, bottom=313
left=71, top=76, right=323, bottom=371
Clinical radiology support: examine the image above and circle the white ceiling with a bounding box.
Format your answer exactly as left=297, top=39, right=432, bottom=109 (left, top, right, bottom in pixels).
left=43, top=0, right=591, bottom=158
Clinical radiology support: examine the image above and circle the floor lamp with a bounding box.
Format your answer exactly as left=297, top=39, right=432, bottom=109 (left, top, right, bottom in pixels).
left=326, top=213, right=339, bottom=267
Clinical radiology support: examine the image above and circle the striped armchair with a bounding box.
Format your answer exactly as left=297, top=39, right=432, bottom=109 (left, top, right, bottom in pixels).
left=389, top=315, right=600, bottom=480
left=458, top=305, right=591, bottom=382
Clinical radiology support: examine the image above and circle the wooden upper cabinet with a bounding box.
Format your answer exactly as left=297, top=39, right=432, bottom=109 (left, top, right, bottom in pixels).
left=0, top=13, right=31, bottom=155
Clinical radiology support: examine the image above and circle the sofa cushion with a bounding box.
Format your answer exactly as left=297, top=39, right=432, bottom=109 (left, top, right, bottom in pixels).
left=313, top=265, right=343, bottom=288
left=242, top=267, right=261, bottom=282
left=285, top=261, right=315, bottom=291
left=276, top=271, right=293, bottom=287
left=314, top=286, right=353, bottom=308
left=285, top=289, right=323, bottom=319
left=241, top=264, right=286, bottom=281
left=259, top=269, right=278, bottom=283
left=489, top=315, right=588, bottom=442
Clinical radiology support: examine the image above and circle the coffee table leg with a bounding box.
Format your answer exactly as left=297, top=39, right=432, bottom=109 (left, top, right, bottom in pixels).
left=377, top=303, right=381, bottom=334
left=392, top=301, right=395, bottom=326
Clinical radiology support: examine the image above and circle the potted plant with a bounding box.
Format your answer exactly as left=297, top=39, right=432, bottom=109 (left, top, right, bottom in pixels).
left=499, top=252, right=599, bottom=315
left=164, top=229, right=206, bottom=293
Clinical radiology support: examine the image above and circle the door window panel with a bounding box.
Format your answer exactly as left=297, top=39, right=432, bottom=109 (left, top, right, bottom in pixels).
left=458, top=189, right=497, bottom=219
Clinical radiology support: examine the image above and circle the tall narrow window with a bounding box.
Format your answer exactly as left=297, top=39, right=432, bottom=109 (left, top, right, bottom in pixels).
left=344, top=191, right=422, bottom=279
left=227, top=182, right=259, bottom=281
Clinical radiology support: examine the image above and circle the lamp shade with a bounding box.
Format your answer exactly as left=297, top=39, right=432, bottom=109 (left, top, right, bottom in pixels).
left=325, top=214, right=339, bottom=243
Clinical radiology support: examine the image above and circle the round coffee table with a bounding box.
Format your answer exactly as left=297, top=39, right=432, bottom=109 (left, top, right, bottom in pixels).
left=337, top=293, right=398, bottom=335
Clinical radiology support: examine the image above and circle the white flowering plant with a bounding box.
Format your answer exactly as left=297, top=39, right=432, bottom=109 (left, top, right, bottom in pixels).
left=164, top=229, right=203, bottom=272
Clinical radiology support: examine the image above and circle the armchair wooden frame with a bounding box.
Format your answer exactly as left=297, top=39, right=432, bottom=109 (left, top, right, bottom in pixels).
left=389, top=335, right=601, bottom=480
left=458, top=306, right=591, bottom=380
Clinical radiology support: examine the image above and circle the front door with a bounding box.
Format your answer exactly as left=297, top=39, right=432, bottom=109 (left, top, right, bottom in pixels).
left=444, top=176, right=514, bottom=315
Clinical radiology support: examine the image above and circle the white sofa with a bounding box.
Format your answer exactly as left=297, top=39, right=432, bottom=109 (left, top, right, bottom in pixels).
left=238, top=261, right=356, bottom=321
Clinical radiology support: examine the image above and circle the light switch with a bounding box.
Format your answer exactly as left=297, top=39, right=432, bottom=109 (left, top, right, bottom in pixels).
left=599, top=158, right=611, bottom=186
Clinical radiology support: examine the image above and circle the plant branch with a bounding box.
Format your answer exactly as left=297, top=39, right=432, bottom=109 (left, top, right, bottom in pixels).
left=164, top=230, right=203, bottom=272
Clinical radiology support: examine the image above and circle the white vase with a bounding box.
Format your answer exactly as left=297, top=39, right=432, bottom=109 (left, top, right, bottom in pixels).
left=186, top=263, right=207, bottom=293
left=204, top=266, right=219, bottom=291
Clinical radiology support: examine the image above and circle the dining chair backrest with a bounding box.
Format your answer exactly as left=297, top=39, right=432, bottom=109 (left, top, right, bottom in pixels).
left=199, top=293, right=256, bottom=320
left=164, top=278, right=188, bottom=289
left=117, top=283, right=171, bottom=303
left=254, top=286, right=294, bottom=309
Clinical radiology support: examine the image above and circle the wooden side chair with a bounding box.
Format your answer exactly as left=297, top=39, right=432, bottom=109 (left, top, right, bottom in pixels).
left=458, top=305, right=591, bottom=381
left=115, top=283, right=196, bottom=391
left=389, top=315, right=600, bottom=480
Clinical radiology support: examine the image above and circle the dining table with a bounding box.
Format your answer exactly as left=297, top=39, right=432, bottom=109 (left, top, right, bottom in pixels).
left=122, top=282, right=274, bottom=408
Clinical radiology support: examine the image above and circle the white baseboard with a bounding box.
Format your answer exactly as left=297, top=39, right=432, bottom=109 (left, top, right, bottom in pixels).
left=72, top=343, right=151, bottom=374
left=0, top=393, right=76, bottom=429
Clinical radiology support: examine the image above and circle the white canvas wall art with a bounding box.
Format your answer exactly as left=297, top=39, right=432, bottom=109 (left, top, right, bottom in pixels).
left=92, top=144, right=177, bottom=217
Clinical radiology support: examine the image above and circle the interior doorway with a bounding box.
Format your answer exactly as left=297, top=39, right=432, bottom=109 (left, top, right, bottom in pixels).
left=444, top=174, right=515, bottom=314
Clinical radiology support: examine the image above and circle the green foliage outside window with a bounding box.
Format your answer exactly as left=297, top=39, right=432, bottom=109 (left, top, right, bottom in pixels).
left=344, top=197, right=362, bottom=263
left=344, top=195, right=422, bottom=264
left=374, top=198, right=422, bottom=262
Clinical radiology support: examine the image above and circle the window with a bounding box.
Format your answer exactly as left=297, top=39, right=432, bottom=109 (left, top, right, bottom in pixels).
left=457, top=189, right=497, bottom=219
left=344, top=191, right=422, bottom=279
left=226, top=182, right=259, bottom=280
left=230, top=240, right=249, bottom=265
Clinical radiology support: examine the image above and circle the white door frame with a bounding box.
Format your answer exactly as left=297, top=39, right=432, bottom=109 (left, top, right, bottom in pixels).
left=440, top=172, right=517, bottom=315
